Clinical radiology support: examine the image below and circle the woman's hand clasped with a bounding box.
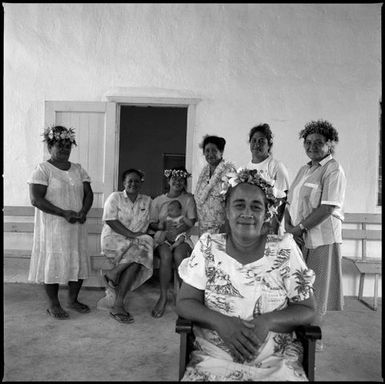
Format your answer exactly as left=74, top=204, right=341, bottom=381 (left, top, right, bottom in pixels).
left=215, top=316, right=264, bottom=363
left=62, top=210, right=88, bottom=224
left=76, top=210, right=87, bottom=224
left=62, top=210, right=79, bottom=223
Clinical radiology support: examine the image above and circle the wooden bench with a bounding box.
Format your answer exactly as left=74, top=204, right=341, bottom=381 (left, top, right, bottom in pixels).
left=4, top=205, right=105, bottom=287
left=342, top=213, right=382, bottom=311
left=4, top=206, right=200, bottom=289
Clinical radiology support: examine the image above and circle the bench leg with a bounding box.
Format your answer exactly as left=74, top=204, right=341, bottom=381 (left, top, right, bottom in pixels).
left=358, top=273, right=379, bottom=311
left=358, top=273, right=365, bottom=301
left=373, top=273, right=379, bottom=311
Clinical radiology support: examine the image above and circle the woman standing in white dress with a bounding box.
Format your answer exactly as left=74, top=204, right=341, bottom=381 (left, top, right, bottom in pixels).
left=245, top=123, right=290, bottom=234
left=28, top=125, right=94, bottom=319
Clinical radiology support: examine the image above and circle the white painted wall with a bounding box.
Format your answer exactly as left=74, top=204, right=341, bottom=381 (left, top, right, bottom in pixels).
left=4, top=4, right=381, bottom=295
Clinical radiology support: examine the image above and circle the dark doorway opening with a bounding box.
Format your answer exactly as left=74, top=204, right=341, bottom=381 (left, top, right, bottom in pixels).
left=118, top=105, right=188, bottom=198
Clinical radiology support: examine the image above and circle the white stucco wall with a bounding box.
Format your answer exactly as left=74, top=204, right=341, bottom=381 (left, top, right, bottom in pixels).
left=4, top=4, right=381, bottom=293
left=4, top=3, right=381, bottom=211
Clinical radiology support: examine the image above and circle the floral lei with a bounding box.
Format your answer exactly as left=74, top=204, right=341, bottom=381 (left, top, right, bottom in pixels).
left=220, top=167, right=286, bottom=222
left=43, top=126, right=77, bottom=145
left=164, top=169, right=191, bottom=179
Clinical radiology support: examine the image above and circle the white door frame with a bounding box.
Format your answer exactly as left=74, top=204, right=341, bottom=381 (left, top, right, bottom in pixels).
left=106, top=96, right=201, bottom=192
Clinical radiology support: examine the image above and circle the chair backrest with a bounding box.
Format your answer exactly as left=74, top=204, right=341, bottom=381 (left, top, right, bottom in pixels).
left=342, top=213, right=381, bottom=261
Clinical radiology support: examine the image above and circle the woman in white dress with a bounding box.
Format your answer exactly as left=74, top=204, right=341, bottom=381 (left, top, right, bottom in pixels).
left=28, top=126, right=94, bottom=319
left=176, top=168, right=316, bottom=381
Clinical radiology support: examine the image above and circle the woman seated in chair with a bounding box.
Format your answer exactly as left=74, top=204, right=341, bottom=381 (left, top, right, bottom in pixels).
left=176, top=168, right=316, bottom=381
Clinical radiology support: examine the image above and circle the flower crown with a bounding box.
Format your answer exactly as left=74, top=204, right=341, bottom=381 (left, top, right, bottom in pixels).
left=42, top=126, right=77, bottom=145
left=220, top=168, right=286, bottom=222
left=164, top=169, right=191, bottom=179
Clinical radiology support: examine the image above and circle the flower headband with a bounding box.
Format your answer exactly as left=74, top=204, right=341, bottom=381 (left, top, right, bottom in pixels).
left=164, top=169, right=191, bottom=179
left=220, top=168, right=286, bottom=222
left=42, top=126, right=77, bottom=145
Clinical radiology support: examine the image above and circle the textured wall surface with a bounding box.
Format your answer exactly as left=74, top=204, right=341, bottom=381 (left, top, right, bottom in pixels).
left=3, top=3, right=382, bottom=297
left=4, top=3, right=381, bottom=211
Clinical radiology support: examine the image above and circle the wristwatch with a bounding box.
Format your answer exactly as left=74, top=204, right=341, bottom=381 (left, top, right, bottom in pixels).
left=299, top=223, right=308, bottom=233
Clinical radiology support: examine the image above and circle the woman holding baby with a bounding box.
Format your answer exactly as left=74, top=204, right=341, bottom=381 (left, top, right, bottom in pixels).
left=149, top=166, right=197, bottom=318
left=100, top=168, right=154, bottom=323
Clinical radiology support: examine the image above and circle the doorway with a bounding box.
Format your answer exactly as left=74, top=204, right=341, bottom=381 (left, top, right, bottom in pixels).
left=118, top=105, right=188, bottom=198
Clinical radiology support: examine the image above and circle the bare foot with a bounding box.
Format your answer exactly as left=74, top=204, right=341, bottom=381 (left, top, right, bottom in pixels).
left=47, top=305, right=69, bottom=320
left=68, top=300, right=90, bottom=313
left=151, top=297, right=167, bottom=318
left=103, top=272, right=118, bottom=289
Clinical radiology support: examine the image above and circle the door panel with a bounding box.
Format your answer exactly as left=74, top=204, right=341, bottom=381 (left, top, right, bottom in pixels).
left=44, top=101, right=117, bottom=208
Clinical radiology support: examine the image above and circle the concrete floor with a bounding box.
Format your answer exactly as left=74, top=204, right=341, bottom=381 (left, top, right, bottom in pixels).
left=3, top=278, right=383, bottom=382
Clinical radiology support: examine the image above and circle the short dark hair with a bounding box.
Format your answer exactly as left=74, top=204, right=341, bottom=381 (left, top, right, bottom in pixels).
left=299, top=120, right=339, bottom=154
left=299, top=120, right=339, bottom=142
left=199, top=135, right=226, bottom=152
left=121, top=168, right=144, bottom=183
left=248, top=124, right=274, bottom=151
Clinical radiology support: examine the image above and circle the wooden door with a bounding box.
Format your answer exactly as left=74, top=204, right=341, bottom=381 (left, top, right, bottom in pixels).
left=44, top=101, right=117, bottom=208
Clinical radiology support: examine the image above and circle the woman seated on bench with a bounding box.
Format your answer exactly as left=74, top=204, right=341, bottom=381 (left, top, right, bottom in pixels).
left=149, top=167, right=197, bottom=318
left=101, top=168, right=153, bottom=324
left=176, top=168, right=316, bottom=381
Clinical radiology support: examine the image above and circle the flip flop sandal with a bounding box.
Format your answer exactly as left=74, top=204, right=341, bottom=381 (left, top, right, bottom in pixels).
left=46, top=308, right=70, bottom=320
left=109, top=312, right=134, bottom=324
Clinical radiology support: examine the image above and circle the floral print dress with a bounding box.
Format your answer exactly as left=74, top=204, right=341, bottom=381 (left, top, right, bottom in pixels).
left=101, top=191, right=153, bottom=291
left=178, top=232, right=315, bottom=381
left=194, top=160, right=236, bottom=235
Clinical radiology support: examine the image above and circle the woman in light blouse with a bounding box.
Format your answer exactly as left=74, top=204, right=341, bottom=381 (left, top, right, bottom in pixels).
left=100, top=169, right=153, bottom=323
left=285, top=120, right=346, bottom=351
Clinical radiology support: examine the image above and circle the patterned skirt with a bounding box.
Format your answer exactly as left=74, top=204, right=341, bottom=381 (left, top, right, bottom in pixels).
left=101, top=233, right=154, bottom=291
left=182, top=329, right=308, bottom=381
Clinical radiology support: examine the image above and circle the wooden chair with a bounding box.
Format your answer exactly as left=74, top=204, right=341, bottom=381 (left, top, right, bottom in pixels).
left=342, top=213, right=382, bottom=311
left=175, top=317, right=322, bottom=381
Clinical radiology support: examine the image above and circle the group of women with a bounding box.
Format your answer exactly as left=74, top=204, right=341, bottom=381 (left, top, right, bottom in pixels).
left=28, top=120, right=346, bottom=381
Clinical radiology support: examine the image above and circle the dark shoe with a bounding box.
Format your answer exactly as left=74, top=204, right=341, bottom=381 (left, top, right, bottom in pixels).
left=109, top=311, right=134, bottom=324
